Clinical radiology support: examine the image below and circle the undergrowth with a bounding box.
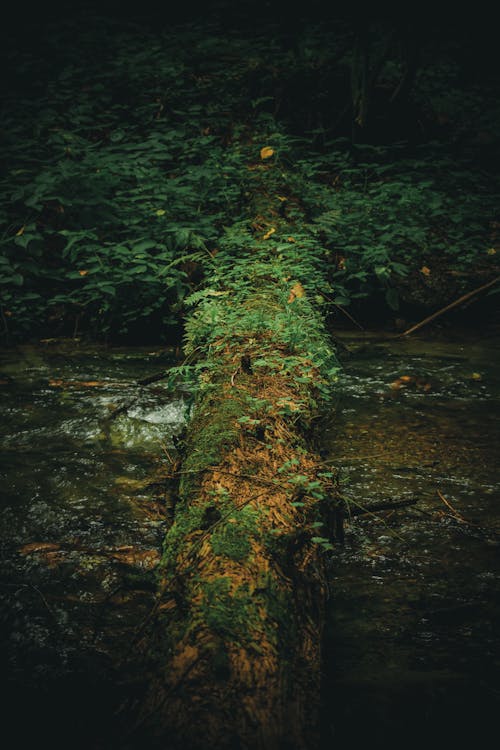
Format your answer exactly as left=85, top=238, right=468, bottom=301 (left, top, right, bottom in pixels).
left=1, top=12, right=499, bottom=341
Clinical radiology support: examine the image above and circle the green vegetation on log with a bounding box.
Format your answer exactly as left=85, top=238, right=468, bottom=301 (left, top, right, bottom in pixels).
left=136, top=118, right=341, bottom=744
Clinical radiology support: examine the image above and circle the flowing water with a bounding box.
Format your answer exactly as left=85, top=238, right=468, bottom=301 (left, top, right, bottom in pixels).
left=0, top=343, right=186, bottom=746
left=323, top=330, right=500, bottom=745
left=1, top=333, right=499, bottom=746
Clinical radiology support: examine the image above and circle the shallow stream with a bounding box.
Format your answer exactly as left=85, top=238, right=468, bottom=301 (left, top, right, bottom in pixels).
left=324, top=329, right=500, bottom=745
left=1, top=332, right=499, bottom=746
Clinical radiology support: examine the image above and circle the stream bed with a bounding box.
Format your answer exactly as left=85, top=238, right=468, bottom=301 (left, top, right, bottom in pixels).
left=1, top=332, right=499, bottom=747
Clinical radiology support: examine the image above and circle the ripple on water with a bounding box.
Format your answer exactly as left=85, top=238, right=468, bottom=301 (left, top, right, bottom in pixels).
left=323, top=331, right=500, bottom=744
left=1, top=336, right=499, bottom=743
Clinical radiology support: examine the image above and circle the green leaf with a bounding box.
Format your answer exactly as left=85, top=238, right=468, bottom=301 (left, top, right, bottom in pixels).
left=133, top=240, right=157, bottom=252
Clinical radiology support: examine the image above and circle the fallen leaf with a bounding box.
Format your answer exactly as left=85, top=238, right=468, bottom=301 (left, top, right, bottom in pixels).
left=260, top=146, right=274, bottom=160
left=471, top=372, right=482, bottom=380
left=288, top=282, right=305, bottom=303
left=263, top=227, right=276, bottom=240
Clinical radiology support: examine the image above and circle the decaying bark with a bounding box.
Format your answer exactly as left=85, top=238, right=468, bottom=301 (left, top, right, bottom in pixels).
left=133, top=171, right=340, bottom=750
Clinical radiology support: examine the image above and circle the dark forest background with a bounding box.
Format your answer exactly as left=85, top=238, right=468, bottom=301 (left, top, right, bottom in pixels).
left=1, top=1, right=499, bottom=342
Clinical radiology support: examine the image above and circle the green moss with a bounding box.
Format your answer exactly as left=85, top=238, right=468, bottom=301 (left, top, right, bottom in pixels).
left=159, top=501, right=208, bottom=574
left=196, top=571, right=296, bottom=655
left=179, top=391, right=244, bottom=497
left=201, top=577, right=260, bottom=643
left=210, top=505, right=259, bottom=561
left=202, top=577, right=240, bottom=638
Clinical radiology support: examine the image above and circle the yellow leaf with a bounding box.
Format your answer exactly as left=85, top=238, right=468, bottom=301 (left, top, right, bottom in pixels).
left=287, top=236, right=296, bottom=243
left=79, top=270, right=89, bottom=276
left=260, top=146, right=274, bottom=160
left=16, top=226, right=25, bottom=236
left=288, top=282, right=305, bottom=303
left=420, top=266, right=431, bottom=276
left=263, top=227, right=276, bottom=240
left=277, top=195, right=287, bottom=202
left=487, top=248, right=497, bottom=255
left=155, top=209, right=166, bottom=216
left=471, top=372, right=482, bottom=380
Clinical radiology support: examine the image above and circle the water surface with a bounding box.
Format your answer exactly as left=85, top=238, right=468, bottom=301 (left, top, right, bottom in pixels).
left=323, top=330, right=500, bottom=745
left=1, top=333, right=498, bottom=746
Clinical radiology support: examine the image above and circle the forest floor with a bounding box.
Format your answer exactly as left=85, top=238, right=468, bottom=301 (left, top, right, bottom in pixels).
left=1, top=6, right=499, bottom=344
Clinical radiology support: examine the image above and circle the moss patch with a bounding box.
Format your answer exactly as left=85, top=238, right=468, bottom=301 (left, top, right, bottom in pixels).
left=210, top=505, right=259, bottom=562
left=159, top=501, right=208, bottom=575
left=179, top=390, right=244, bottom=497
left=201, top=577, right=254, bottom=641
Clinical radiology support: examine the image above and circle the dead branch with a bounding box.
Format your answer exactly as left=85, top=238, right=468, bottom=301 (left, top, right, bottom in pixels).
left=400, top=277, right=499, bottom=337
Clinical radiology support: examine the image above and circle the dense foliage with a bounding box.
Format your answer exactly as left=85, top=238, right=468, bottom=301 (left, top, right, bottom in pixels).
left=1, top=10, right=499, bottom=341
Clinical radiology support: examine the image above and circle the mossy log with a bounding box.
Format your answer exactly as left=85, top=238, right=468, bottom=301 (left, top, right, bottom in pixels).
left=135, top=176, right=340, bottom=749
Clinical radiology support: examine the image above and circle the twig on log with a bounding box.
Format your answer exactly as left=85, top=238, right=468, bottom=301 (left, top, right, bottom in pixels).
left=349, top=497, right=418, bottom=517
left=400, top=276, right=500, bottom=337
left=343, top=498, right=410, bottom=540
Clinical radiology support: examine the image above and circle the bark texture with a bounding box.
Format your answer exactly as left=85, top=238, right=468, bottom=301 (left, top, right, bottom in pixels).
left=135, top=169, right=339, bottom=750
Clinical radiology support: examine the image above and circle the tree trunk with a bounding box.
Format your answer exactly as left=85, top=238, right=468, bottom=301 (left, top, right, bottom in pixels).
left=133, top=166, right=340, bottom=750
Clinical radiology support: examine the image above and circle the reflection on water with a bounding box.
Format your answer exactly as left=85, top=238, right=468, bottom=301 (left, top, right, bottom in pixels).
left=0, top=344, right=185, bottom=747
left=0, top=334, right=499, bottom=747
left=323, top=331, right=500, bottom=745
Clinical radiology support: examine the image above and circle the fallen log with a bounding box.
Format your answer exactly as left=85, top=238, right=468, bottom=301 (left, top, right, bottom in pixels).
left=133, top=171, right=341, bottom=749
